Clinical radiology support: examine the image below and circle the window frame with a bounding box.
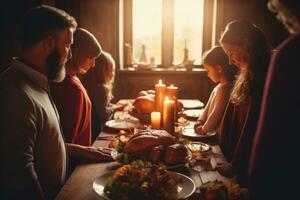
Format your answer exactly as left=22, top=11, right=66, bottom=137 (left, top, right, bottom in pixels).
left=122, top=0, right=223, bottom=69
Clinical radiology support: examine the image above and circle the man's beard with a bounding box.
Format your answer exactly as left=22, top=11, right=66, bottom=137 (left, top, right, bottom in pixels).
left=46, top=47, right=66, bottom=82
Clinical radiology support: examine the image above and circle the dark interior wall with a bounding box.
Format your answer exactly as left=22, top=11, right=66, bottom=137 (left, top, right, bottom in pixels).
left=222, top=0, right=288, bottom=47
left=0, top=0, right=42, bottom=73
left=56, top=0, right=120, bottom=68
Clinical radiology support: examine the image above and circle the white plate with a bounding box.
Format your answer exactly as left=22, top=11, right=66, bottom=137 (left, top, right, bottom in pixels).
left=110, top=149, right=188, bottom=170
left=93, top=171, right=196, bottom=200
left=183, top=109, right=204, bottom=120
left=105, top=120, right=138, bottom=130
left=182, top=128, right=216, bottom=139
left=180, top=99, right=204, bottom=109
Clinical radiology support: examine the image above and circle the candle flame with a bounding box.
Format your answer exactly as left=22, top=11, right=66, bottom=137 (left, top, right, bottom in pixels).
left=165, top=96, right=169, bottom=101
left=170, top=84, right=174, bottom=87
left=159, top=80, right=162, bottom=84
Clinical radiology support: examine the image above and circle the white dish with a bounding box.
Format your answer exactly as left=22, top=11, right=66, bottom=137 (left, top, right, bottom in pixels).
left=182, top=128, right=216, bottom=139
left=180, top=99, right=204, bottom=109
left=105, top=120, right=138, bottom=130
left=93, top=171, right=196, bottom=200
left=183, top=109, right=204, bottom=120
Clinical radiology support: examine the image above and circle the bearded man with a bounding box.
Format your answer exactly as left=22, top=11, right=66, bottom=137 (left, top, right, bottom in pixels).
left=0, top=5, right=77, bottom=199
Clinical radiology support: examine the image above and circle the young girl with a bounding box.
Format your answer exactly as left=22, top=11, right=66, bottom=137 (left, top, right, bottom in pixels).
left=194, top=46, right=237, bottom=135
left=81, top=51, right=124, bottom=141
left=218, top=20, right=271, bottom=186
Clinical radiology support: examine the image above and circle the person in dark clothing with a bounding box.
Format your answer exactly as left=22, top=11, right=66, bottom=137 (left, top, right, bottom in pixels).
left=0, top=5, right=77, bottom=199
left=217, top=20, right=271, bottom=187
left=249, top=1, right=300, bottom=199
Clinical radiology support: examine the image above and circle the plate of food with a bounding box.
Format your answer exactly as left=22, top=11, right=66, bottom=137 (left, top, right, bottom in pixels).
left=110, top=129, right=190, bottom=168
left=105, top=119, right=138, bottom=131
left=182, top=128, right=216, bottom=139
left=93, top=161, right=196, bottom=200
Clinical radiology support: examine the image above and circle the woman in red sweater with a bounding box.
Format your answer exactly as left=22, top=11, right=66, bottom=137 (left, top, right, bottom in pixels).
left=50, top=28, right=111, bottom=165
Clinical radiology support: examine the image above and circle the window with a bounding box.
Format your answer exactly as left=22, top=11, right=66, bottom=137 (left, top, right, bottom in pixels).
left=121, top=0, right=220, bottom=69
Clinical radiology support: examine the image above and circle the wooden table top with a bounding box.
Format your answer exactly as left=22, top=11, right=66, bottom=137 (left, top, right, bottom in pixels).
left=55, top=99, right=232, bottom=200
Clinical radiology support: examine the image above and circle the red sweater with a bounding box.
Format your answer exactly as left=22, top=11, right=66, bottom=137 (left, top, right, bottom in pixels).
left=50, top=75, right=92, bottom=146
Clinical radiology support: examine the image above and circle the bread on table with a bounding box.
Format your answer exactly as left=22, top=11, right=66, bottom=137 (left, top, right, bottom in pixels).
left=133, top=95, right=154, bottom=114
left=164, top=144, right=188, bottom=165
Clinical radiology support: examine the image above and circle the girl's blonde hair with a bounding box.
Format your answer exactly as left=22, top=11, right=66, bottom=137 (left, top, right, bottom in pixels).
left=66, top=28, right=102, bottom=72
left=96, top=51, right=115, bottom=102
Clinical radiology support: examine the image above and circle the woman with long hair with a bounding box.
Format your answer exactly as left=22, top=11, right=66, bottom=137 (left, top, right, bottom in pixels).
left=50, top=28, right=112, bottom=167
left=217, top=20, right=271, bottom=186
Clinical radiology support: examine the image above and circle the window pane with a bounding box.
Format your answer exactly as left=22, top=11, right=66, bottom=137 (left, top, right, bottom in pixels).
left=133, top=0, right=162, bottom=65
left=174, top=0, right=204, bottom=65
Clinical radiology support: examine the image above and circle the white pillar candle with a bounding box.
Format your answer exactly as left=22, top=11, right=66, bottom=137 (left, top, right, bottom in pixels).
left=151, top=112, right=161, bottom=129
left=154, top=80, right=166, bottom=114
left=163, top=97, right=175, bottom=135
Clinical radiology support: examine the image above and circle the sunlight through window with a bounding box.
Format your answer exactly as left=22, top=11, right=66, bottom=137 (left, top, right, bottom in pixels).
left=174, top=0, right=204, bottom=65
left=133, top=0, right=162, bottom=65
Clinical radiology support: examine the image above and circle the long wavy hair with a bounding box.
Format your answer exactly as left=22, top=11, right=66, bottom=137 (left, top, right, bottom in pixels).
left=66, top=28, right=101, bottom=73
left=220, top=20, right=271, bottom=105
left=81, top=51, right=115, bottom=103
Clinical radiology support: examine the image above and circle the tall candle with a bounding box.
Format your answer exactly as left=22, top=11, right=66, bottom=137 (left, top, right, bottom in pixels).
left=151, top=112, right=161, bottom=129
left=154, top=80, right=166, bottom=114
left=163, top=97, right=175, bottom=135
left=166, top=85, right=178, bottom=120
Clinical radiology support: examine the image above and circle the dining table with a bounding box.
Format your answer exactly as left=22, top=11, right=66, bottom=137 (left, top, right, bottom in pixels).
left=55, top=99, right=233, bottom=200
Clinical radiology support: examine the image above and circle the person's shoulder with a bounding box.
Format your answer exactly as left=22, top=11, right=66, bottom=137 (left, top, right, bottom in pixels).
left=217, top=82, right=233, bottom=92
left=270, top=33, right=300, bottom=70
left=58, top=76, right=84, bottom=93
left=0, top=69, right=37, bottom=107
left=1, top=67, right=35, bottom=95
left=276, top=32, right=300, bottom=55
left=214, top=82, right=233, bottom=98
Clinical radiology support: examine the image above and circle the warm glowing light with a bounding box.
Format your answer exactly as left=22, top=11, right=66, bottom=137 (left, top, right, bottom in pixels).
left=133, top=0, right=162, bottom=64
left=174, top=0, right=204, bottom=65
left=151, top=112, right=161, bottom=129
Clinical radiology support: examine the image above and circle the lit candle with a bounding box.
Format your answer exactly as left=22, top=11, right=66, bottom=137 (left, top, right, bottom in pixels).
left=163, top=97, right=175, bottom=135
left=151, top=112, right=161, bottom=129
left=154, top=80, right=166, bottom=114
left=166, top=85, right=178, bottom=120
